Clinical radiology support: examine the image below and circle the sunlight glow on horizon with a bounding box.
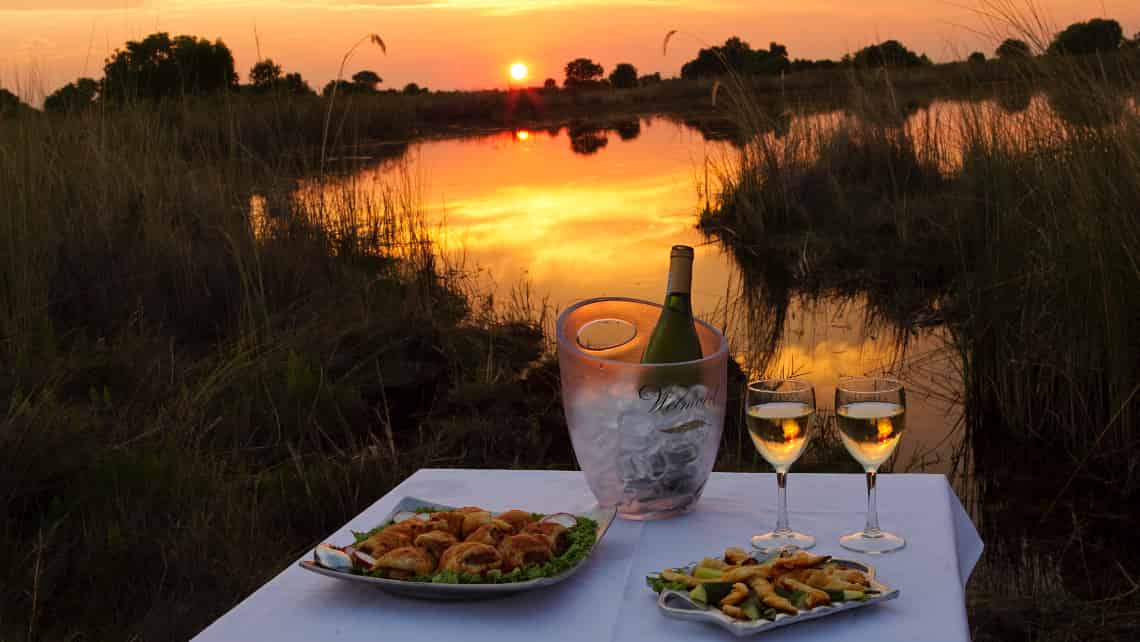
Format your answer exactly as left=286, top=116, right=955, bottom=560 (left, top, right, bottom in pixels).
left=1, top=0, right=1137, bottom=98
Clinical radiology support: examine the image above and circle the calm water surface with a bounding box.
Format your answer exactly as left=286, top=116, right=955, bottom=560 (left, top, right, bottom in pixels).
left=345, top=114, right=965, bottom=473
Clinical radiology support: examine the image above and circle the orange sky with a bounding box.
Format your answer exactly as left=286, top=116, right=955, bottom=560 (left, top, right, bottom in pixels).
left=2, top=0, right=1138, bottom=100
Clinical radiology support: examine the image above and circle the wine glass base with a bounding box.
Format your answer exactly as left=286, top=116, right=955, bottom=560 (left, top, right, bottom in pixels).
left=839, top=530, right=905, bottom=554
left=751, top=531, right=816, bottom=554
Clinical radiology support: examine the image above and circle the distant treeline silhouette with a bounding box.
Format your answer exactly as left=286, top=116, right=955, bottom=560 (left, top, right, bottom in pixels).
left=3, top=17, right=1139, bottom=114
left=24, top=31, right=428, bottom=114
left=678, top=19, right=1138, bottom=79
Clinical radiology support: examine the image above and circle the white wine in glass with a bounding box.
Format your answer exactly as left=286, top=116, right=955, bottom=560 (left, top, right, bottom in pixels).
left=836, top=377, right=906, bottom=554
left=746, top=379, right=816, bottom=553
left=837, top=401, right=906, bottom=469
left=748, top=401, right=813, bottom=470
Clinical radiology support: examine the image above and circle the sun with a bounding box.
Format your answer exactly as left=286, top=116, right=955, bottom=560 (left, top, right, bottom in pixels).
left=509, top=62, right=528, bottom=82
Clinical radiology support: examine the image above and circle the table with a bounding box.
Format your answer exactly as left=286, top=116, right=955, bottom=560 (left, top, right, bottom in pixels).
left=193, top=470, right=982, bottom=642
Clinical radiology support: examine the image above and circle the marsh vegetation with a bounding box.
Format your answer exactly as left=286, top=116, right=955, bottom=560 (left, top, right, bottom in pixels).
left=2, top=9, right=1139, bottom=641
left=701, top=40, right=1140, bottom=642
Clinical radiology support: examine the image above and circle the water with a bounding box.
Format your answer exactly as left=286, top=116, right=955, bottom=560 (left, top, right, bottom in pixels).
left=352, top=117, right=741, bottom=310
left=286, top=92, right=1139, bottom=616
left=320, top=112, right=968, bottom=473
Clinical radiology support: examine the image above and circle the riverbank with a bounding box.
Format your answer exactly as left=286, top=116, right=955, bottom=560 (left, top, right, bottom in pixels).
left=10, top=48, right=1139, bottom=160
left=0, top=100, right=778, bottom=640
left=701, top=54, right=1140, bottom=641
left=3, top=59, right=1138, bottom=640
left=0, top=107, right=572, bottom=639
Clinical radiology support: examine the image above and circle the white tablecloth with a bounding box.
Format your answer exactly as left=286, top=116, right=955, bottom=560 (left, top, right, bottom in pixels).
left=193, top=470, right=982, bottom=642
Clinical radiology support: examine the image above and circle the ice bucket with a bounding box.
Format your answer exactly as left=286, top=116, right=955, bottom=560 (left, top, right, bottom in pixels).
left=557, top=297, right=728, bottom=520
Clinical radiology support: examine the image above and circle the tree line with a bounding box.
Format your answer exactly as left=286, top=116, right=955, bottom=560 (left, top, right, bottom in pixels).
left=559, top=17, right=1139, bottom=88
left=676, top=18, right=1138, bottom=80
left=7, top=16, right=1140, bottom=114
left=539, top=59, right=655, bottom=91
left=33, top=31, right=428, bottom=113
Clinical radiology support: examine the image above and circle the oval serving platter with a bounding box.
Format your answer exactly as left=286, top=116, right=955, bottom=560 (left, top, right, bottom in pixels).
left=651, top=558, right=900, bottom=637
left=299, top=496, right=617, bottom=600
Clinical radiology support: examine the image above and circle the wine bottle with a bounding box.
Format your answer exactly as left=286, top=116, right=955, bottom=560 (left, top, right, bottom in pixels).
left=641, top=245, right=703, bottom=364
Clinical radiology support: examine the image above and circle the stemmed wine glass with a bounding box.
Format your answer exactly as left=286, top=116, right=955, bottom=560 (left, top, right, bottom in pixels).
left=746, top=378, right=816, bottom=553
left=835, top=376, right=907, bottom=554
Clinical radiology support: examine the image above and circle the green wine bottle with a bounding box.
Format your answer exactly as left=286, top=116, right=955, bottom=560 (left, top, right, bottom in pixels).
left=641, top=245, right=703, bottom=364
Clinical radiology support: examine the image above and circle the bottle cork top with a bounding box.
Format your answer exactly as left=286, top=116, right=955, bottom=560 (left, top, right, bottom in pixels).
left=666, top=245, right=694, bottom=295
left=671, top=245, right=695, bottom=259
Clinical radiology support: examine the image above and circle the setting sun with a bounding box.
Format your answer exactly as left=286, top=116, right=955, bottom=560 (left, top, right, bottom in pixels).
left=509, top=62, right=528, bottom=81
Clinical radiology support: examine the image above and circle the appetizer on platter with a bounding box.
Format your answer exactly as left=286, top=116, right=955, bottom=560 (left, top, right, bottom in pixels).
left=647, top=547, right=881, bottom=622
left=311, top=507, right=596, bottom=585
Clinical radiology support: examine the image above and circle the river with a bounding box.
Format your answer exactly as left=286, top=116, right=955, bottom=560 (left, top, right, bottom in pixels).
left=325, top=111, right=968, bottom=476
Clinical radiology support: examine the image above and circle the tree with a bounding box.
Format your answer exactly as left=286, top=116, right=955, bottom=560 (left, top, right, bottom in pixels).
left=44, top=77, right=98, bottom=112
left=850, top=40, right=929, bottom=68
left=608, top=63, right=638, bottom=89
left=995, top=38, right=1032, bottom=59
left=249, top=58, right=282, bottom=92
left=247, top=59, right=313, bottom=95
left=680, top=37, right=790, bottom=78
left=542, top=77, right=558, bottom=90
left=639, top=72, right=662, bottom=84
left=352, top=70, right=382, bottom=91
left=563, top=58, right=604, bottom=88
left=281, top=72, right=314, bottom=96
left=0, top=88, right=33, bottom=118
left=101, top=32, right=237, bottom=102
left=1048, top=18, right=1124, bottom=55
left=967, top=51, right=986, bottom=64
left=402, top=82, right=426, bottom=95
left=322, top=79, right=354, bottom=97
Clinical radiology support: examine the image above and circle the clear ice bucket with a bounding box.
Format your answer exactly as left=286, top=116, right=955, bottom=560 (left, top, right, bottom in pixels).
left=556, top=297, right=728, bottom=520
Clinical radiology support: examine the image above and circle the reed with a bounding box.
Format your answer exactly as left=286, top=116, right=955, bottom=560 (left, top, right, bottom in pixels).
left=703, top=49, right=1140, bottom=491
left=0, top=101, right=566, bottom=640
left=700, top=44, right=1140, bottom=640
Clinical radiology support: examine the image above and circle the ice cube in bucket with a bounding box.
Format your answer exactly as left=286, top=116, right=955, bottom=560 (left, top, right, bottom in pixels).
left=556, top=297, right=728, bottom=520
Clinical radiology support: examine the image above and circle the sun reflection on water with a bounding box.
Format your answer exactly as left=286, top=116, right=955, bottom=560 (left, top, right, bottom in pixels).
left=300, top=116, right=963, bottom=472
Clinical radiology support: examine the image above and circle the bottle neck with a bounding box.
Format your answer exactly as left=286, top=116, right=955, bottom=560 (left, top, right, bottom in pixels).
left=665, top=255, right=693, bottom=298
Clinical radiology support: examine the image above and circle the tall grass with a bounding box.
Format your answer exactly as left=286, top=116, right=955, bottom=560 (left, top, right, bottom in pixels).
left=700, top=48, right=1140, bottom=640
left=968, top=541, right=1140, bottom=641
left=0, top=101, right=566, bottom=640
left=703, top=53, right=1140, bottom=492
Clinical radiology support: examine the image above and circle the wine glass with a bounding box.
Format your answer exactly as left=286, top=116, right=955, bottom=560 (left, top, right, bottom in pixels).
left=835, top=376, right=907, bottom=554
left=746, top=378, right=816, bottom=553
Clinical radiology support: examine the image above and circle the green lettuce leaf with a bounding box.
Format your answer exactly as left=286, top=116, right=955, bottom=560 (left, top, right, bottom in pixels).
left=355, top=514, right=599, bottom=585
left=646, top=573, right=690, bottom=593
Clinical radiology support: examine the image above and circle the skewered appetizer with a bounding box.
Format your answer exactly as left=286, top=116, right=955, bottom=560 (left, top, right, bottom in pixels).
left=312, top=508, right=596, bottom=584
left=647, top=547, right=879, bottom=622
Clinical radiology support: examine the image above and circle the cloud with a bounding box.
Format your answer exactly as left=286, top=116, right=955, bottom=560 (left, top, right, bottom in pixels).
left=0, top=0, right=147, bottom=10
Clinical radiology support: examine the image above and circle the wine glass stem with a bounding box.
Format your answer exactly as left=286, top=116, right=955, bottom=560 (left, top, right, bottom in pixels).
left=864, top=470, right=882, bottom=537
left=775, top=471, right=790, bottom=534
